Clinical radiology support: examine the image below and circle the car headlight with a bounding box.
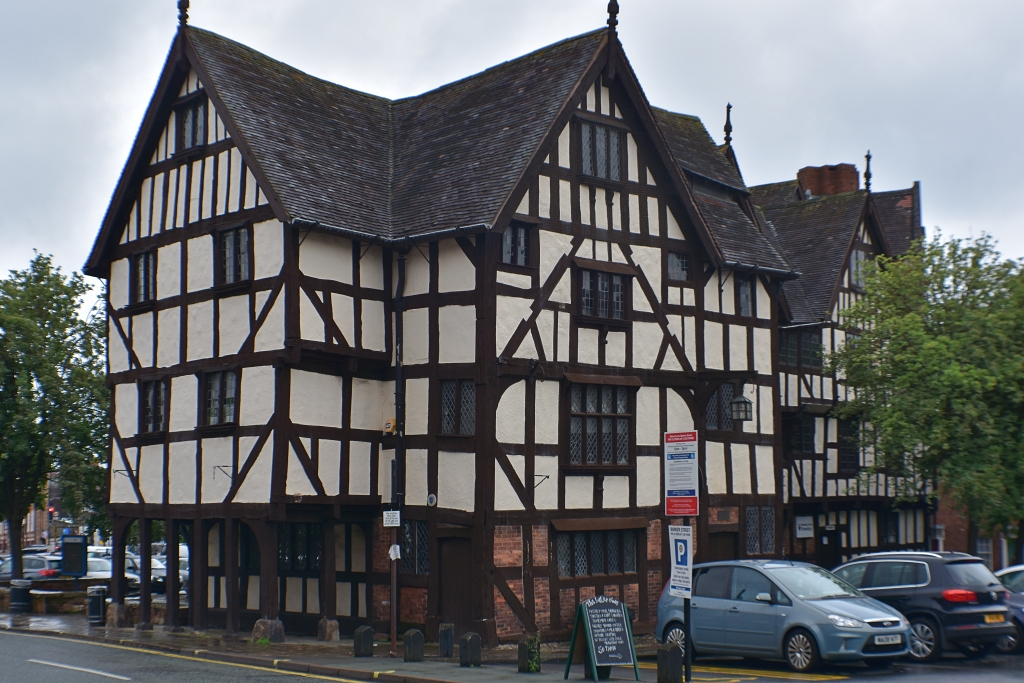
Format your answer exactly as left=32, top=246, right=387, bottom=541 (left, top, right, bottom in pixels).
left=828, top=614, right=864, bottom=628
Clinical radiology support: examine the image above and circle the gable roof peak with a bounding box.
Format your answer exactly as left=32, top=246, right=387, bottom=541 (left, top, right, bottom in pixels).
left=607, top=0, right=620, bottom=35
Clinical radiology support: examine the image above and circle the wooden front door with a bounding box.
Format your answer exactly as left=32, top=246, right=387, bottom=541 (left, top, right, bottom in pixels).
left=438, top=538, right=473, bottom=637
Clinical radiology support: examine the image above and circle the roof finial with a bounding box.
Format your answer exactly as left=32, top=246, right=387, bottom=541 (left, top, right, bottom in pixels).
left=864, top=150, right=872, bottom=192
left=607, top=0, right=619, bottom=34
left=724, top=103, right=733, bottom=146
left=178, top=0, right=189, bottom=26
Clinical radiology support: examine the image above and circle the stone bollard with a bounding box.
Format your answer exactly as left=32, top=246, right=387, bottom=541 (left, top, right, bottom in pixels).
left=106, top=603, right=132, bottom=628
left=404, top=629, right=425, bottom=662
left=438, top=623, right=455, bottom=658
left=657, top=643, right=683, bottom=683
left=353, top=625, right=375, bottom=657
left=517, top=632, right=541, bottom=673
left=318, top=617, right=340, bottom=642
left=252, top=618, right=286, bottom=643
left=459, top=631, right=482, bottom=667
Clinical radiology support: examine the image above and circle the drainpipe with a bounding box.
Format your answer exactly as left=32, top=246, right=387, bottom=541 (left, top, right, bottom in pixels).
left=390, top=254, right=406, bottom=657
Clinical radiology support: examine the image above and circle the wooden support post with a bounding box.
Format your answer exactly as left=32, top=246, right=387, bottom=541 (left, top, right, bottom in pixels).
left=225, top=518, right=239, bottom=634
left=139, top=518, right=153, bottom=629
left=193, top=518, right=209, bottom=630
left=323, top=521, right=337, bottom=619
left=165, top=519, right=180, bottom=630
left=110, top=517, right=128, bottom=605
left=260, top=521, right=279, bottom=620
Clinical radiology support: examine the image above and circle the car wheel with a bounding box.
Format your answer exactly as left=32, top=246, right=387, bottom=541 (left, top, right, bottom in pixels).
left=958, top=642, right=994, bottom=659
left=995, top=622, right=1022, bottom=654
left=784, top=628, right=820, bottom=673
left=908, top=616, right=942, bottom=662
left=663, top=622, right=690, bottom=657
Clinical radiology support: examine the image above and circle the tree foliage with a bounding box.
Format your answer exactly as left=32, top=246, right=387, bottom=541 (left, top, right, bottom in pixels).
left=832, top=235, right=1024, bottom=556
left=0, top=254, right=108, bottom=577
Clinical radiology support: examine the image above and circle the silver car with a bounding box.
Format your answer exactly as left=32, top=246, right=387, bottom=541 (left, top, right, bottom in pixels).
left=657, top=560, right=910, bottom=672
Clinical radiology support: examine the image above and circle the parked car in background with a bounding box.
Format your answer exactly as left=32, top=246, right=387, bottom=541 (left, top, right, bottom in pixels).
left=995, top=565, right=1024, bottom=654
left=657, top=560, right=909, bottom=672
left=833, top=551, right=1013, bottom=661
left=86, top=558, right=141, bottom=593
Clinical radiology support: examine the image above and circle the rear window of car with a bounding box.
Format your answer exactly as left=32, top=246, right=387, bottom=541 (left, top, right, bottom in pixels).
left=865, top=561, right=928, bottom=588
left=48, top=560, right=62, bottom=571
left=88, top=559, right=110, bottom=572
left=694, top=566, right=731, bottom=598
left=947, top=561, right=1000, bottom=589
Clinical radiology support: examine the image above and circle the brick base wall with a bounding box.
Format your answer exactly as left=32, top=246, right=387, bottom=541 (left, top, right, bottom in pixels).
left=400, top=587, right=427, bottom=624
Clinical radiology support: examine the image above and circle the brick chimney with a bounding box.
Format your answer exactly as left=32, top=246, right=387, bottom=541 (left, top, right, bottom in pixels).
left=797, top=164, right=859, bottom=197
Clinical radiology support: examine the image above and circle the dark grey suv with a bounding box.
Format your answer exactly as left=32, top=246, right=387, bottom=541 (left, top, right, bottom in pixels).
left=833, top=551, right=1013, bottom=661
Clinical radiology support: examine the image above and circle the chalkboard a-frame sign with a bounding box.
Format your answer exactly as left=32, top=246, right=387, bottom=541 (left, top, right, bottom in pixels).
left=563, top=596, right=640, bottom=682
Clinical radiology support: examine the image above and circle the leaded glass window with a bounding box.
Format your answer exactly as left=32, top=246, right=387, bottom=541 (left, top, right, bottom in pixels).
left=667, top=253, right=690, bottom=282
left=738, top=276, right=753, bottom=317
left=568, top=385, right=632, bottom=467
left=400, top=520, right=430, bottom=575
left=132, top=251, right=155, bottom=304
left=502, top=224, right=529, bottom=266
left=706, top=383, right=737, bottom=432
left=177, top=96, right=207, bottom=152
left=579, top=122, right=623, bottom=181
left=579, top=270, right=628, bottom=320
left=219, top=226, right=250, bottom=285
left=441, top=379, right=475, bottom=435
left=140, top=379, right=166, bottom=433
left=556, top=529, right=639, bottom=577
left=801, top=331, right=822, bottom=369
left=204, top=370, right=238, bottom=426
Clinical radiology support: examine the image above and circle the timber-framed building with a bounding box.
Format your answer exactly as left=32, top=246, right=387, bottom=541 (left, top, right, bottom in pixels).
left=85, top=4, right=927, bottom=641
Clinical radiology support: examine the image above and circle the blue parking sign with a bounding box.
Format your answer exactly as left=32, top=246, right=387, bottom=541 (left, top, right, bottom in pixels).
left=668, top=525, right=693, bottom=598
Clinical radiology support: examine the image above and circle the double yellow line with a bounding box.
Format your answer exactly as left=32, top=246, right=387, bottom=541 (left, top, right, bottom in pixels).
left=637, top=661, right=848, bottom=681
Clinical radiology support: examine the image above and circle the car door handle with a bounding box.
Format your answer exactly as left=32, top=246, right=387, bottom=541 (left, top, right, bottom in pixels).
left=728, top=607, right=740, bottom=613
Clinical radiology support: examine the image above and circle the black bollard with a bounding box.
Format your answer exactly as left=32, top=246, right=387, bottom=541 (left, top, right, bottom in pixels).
left=9, top=580, right=31, bottom=614
left=353, top=625, right=375, bottom=657
left=439, top=623, right=455, bottom=658
left=404, top=629, right=424, bottom=662
left=459, top=631, right=482, bottom=667
left=657, top=644, right=682, bottom=683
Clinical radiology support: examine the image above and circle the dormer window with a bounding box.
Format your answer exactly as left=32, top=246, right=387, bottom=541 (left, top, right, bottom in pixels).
left=580, top=122, right=622, bottom=181
left=738, top=276, right=753, bottom=317
left=177, top=95, right=207, bottom=152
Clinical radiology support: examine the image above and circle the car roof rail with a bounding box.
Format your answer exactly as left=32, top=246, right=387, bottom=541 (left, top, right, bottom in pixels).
left=855, top=550, right=945, bottom=559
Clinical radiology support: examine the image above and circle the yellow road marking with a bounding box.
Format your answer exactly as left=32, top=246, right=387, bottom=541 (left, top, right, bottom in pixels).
left=637, top=662, right=847, bottom=681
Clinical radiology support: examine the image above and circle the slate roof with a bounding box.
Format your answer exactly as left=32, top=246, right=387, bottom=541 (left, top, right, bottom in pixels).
left=652, top=109, right=746, bottom=190
left=188, top=26, right=605, bottom=242
left=873, top=185, right=923, bottom=256
left=760, top=191, right=868, bottom=322
left=749, top=180, right=803, bottom=208
left=690, top=192, right=793, bottom=273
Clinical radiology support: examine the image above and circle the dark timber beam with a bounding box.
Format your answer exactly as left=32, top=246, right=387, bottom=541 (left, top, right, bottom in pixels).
left=139, top=518, right=153, bottom=629
left=225, top=518, right=239, bottom=634
left=165, top=519, right=181, bottom=630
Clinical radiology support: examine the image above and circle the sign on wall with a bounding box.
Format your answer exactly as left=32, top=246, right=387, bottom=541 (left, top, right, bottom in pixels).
left=664, top=431, right=699, bottom=516
left=795, top=516, right=814, bottom=539
left=668, top=525, right=693, bottom=598
left=383, top=510, right=401, bottom=527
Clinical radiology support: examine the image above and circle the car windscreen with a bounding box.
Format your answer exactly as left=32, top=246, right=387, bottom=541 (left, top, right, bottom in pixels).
left=947, top=561, right=1001, bottom=589
left=88, top=559, right=111, bottom=572
left=768, top=565, right=862, bottom=599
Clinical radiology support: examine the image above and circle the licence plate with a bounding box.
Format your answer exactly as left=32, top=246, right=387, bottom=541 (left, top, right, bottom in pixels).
left=984, top=613, right=1005, bottom=624
left=874, top=635, right=902, bottom=645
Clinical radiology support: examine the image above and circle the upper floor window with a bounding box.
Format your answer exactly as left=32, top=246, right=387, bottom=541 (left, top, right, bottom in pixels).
left=204, top=370, right=238, bottom=426
left=556, top=529, right=637, bottom=578
left=218, top=226, right=251, bottom=286
left=667, top=253, right=690, bottom=282
left=580, top=270, right=626, bottom=320
left=441, top=379, right=475, bottom=435
left=569, top=385, right=631, bottom=465
left=580, top=122, right=622, bottom=181
left=786, top=414, right=816, bottom=454
left=738, top=276, right=753, bottom=317
left=780, top=332, right=799, bottom=368
left=177, top=96, right=207, bottom=152
left=801, top=331, right=822, bottom=369
left=838, top=419, right=860, bottom=473
left=131, top=251, right=155, bottom=305
left=139, top=379, right=166, bottom=433
left=850, top=249, right=868, bottom=289
left=705, top=384, right=735, bottom=432
left=502, top=224, right=529, bottom=267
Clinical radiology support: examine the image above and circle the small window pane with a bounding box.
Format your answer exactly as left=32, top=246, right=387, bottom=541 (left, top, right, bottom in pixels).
left=223, top=231, right=236, bottom=284
left=574, top=532, right=588, bottom=577
left=238, top=229, right=250, bottom=280
left=623, top=530, right=637, bottom=572
left=557, top=534, right=571, bottom=578
left=586, top=417, right=598, bottom=464
left=601, top=386, right=613, bottom=414
left=746, top=507, right=761, bottom=555
left=581, top=124, right=593, bottom=176
left=601, top=417, right=613, bottom=464
left=502, top=228, right=514, bottom=264
left=616, top=387, right=628, bottom=414
left=706, top=392, right=719, bottom=430
left=739, top=278, right=752, bottom=317
left=590, top=531, right=604, bottom=574
left=607, top=531, right=620, bottom=573
left=460, top=381, right=475, bottom=435
left=597, top=272, right=609, bottom=318
left=570, top=417, right=582, bottom=464
left=596, top=126, right=608, bottom=179
left=401, top=522, right=415, bottom=574
left=616, top=418, right=629, bottom=464
left=416, top=521, right=430, bottom=575
left=609, top=132, right=620, bottom=181
left=586, top=386, right=598, bottom=413
left=207, top=372, right=222, bottom=425
left=440, top=380, right=456, bottom=434
left=612, top=275, right=624, bottom=319
left=581, top=271, right=594, bottom=316
left=668, top=253, right=689, bottom=281
left=761, top=507, right=775, bottom=555
left=721, top=384, right=735, bottom=431
left=223, top=371, right=237, bottom=423
left=517, top=227, right=528, bottom=266
left=571, top=385, right=582, bottom=412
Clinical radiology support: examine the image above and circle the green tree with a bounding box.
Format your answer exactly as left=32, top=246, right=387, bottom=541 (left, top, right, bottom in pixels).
left=0, top=254, right=108, bottom=578
left=832, top=235, right=1024, bottom=562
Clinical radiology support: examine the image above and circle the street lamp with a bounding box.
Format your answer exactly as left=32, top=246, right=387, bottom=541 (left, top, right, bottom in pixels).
left=729, top=387, right=753, bottom=422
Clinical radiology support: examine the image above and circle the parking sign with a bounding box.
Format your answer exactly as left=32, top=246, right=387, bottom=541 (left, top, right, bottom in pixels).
left=668, top=525, right=693, bottom=598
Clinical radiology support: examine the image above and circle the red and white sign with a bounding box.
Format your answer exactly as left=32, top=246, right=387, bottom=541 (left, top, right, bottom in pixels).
left=664, top=431, right=699, bottom=516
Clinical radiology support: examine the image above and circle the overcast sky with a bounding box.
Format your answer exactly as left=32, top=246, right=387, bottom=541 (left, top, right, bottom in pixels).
left=2, top=0, right=1021, bottom=283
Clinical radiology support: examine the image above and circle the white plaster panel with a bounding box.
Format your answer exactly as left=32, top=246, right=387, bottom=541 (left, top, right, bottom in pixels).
left=515, top=190, right=529, bottom=216
left=115, top=383, right=137, bottom=438
left=666, top=209, right=685, bottom=241
left=534, top=380, right=559, bottom=444
left=495, top=295, right=533, bottom=356
left=240, top=366, right=275, bottom=426
left=360, top=246, right=384, bottom=290
left=637, top=456, right=660, bottom=507
left=704, top=321, right=724, bottom=370
left=576, top=326, right=599, bottom=365
left=703, top=272, right=720, bottom=312
left=632, top=321, right=661, bottom=369
left=550, top=270, right=571, bottom=304
left=564, top=477, right=594, bottom=509
left=133, top=312, right=154, bottom=368
left=299, top=231, right=350, bottom=282
left=559, top=180, right=572, bottom=223
left=827, top=448, right=838, bottom=474
left=351, top=378, right=392, bottom=431
left=647, top=197, right=659, bottom=235
left=496, top=381, right=526, bottom=444
left=168, top=440, right=197, bottom=504
left=536, top=309, right=554, bottom=360
left=594, top=188, right=608, bottom=230
left=557, top=311, right=570, bottom=363
left=439, top=305, right=476, bottom=364
left=683, top=287, right=696, bottom=307
left=201, top=437, right=233, bottom=504
left=156, top=308, right=179, bottom=368
left=721, top=273, right=735, bottom=315
left=636, top=387, right=660, bottom=445
left=538, top=176, right=551, bottom=219
left=290, top=369, right=342, bottom=428
left=603, top=476, right=629, bottom=509
left=139, top=444, right=164, bottom=504
left=109, top=319, right=129, bottom=373
left=706, top=441, right=727, bottom=494
left=219, top=294, right=249, bottom=355
left=348, top=441, right=372, bottom=495
left=156, top=243, right=180, bottom=300
left=109, top=444, right=138, bottom=503
left=300, top=289, right=324, bottom=342
left=255, top=291, right=284, bottom=352
left=580, top=185, right=592, bottom=226
left=495, top=454, right=525, bottom=511
left=402, top=249, right=429, bottom=296
left=110, top=259, right=129, bottom=309
left=406, top=378, right=429, bottom=435
left=814, top=417, right=825, bottom=452
left=187, top=300, right=214, bottom=361
left=534, top=456, right=558, bottom=509
left=186, top=235, right=213, bottom=292
left=403, top=307, right=429, bottom=364
left=438, top=451, right=475, bottom=512
left=497, top=270, right=532, bottom=289
left=330, top=293, right=354, bottom=346
left=626, top=134, right=638, bottom=181
left=605, top=331, right=625, bottom=367
left=753, top=327, right=771, bottom=374
left=539, top=231, right=573, bottom=287
left=378, top=449, right=394, bottom=502
left=285, top=577, right=302, bottom=613
left=729, top=324, right=748, bottom=371
left=438, top=240, right=476, bottom=292
left=632, top=245, right=661, bottom=303
left=684, top=316, right=697, bottom=367
left=758, top=386, right=774, bottom=435
left=405, top=448, right=428, bottom=506
left=666, top=389, right=694, bottom=432
left=756, top=278, right=771, bottom=319
left=361, top=299, right=386, bottom=352
left=168, top=375, right=197, bottom=432
left=558, top=125, right=571, bottom=167
left=253, top=219, right=285, bottom=280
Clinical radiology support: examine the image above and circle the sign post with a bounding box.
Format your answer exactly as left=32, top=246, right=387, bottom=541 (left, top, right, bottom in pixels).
left=665, top=432, right=699, bottom=683
left=668, top=525, right=693, bottom=683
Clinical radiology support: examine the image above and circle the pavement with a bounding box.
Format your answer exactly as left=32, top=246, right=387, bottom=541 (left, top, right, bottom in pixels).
left=0, top=613, right=1020, bottom=683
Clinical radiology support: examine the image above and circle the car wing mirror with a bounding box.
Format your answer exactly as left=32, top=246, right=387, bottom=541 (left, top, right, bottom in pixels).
left=755, top=592, right=773, bottom=603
